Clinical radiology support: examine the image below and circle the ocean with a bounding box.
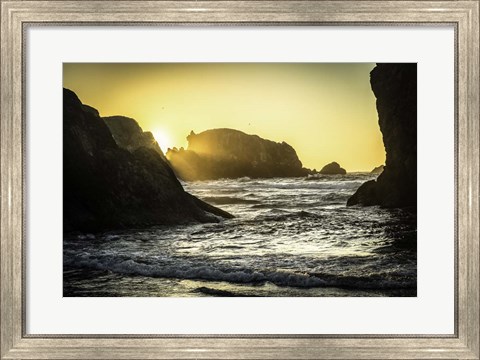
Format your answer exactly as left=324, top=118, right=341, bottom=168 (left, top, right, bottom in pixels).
left=63, top=174, right=417, bottom=297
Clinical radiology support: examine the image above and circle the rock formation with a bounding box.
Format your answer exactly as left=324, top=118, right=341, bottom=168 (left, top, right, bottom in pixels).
left=63, top=88, right=232, bottom=233
left=103, top=116, right=165, bottom=158
left=347, top=63, right=417, bottom=207
left=319, top=161, right=346, bottom=175
left=166, top=128, right=309, bottom=180
left=370, top=165, right=385, bottom=174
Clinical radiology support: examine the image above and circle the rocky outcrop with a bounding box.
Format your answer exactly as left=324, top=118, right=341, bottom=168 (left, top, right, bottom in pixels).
left=348, top=63, right=417, bottom=207
left=103, top=116, right=164, bottom=158
left=319, top=162, right=346, bottom=175
left=63, top=88, right=232, bottom=233
left=166, top=129, right=309, bottom=180
left=370, top=165, right=385, bottom=174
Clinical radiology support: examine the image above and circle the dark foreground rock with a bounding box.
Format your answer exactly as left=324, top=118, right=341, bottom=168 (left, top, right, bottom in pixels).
left=63, top=88, right=232, bottom=233
left=166, top=128, right=309, bottom=180
left=319, top=161, right=346, bottom=175
left=348, top=63, right=417, bottom=207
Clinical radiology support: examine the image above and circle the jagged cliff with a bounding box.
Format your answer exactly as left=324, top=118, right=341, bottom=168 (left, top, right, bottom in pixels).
left=347, top=63, right=417, bottom=207
left=63, top=89, right=232, bottom=233
left=166, top=129, right=309, bottom=180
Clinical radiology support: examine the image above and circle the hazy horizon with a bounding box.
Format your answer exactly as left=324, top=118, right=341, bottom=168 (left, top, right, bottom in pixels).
left=64, top=63, right=385, bottom=172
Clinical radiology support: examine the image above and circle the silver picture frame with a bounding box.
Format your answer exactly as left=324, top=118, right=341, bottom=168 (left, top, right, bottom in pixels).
left=1, top=1, right=479, bottom=358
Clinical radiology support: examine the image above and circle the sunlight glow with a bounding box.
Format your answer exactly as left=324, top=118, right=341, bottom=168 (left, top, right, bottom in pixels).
left=152, top=129, right=173, bottom=152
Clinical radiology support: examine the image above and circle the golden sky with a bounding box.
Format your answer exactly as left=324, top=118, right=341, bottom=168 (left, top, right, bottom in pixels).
left=63, top=63, right=385, bottom=172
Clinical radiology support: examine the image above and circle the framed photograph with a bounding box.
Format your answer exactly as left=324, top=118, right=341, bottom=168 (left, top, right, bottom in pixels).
left=1, top=1, right=479, bottom=359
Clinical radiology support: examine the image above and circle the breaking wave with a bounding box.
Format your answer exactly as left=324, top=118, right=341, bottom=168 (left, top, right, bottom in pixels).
left=64, top=252, right=415, bottom=290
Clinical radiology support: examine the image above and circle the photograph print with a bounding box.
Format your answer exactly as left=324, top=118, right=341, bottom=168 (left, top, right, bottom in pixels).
left=63, top=63, right=417, bottom=297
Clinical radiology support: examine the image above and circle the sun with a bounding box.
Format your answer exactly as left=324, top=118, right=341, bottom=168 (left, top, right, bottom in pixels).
left=152, top=129, right=173, bottom=152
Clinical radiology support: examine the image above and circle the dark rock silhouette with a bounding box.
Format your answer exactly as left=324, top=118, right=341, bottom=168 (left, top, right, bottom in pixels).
left=166, top=128, right=309, bottom=180
left=347, top=180, right=379, bottom=206
left=370, top=165, right=385, bottom=174
left=348, top=63, right=417, bottom=207
left=63, top=88, right=232, bottom=233
left=103, top=116, right=165, bottom=158
left=319, top=161, right=346, bottom=175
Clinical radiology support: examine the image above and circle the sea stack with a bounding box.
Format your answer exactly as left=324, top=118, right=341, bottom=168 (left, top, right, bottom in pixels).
left=347, top=63, right=417, bottom=207
left=319, top=162, right=346, bottom=175
left=166, top=128, right=309, bottom=180
left=63, top=88, right=232, bottom=233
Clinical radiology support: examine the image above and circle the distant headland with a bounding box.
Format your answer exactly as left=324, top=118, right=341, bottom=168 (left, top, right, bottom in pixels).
left=166, top=128, right=312, bottom=181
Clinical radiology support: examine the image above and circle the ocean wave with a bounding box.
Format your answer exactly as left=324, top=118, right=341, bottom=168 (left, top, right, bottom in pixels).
left=253, top=209, right=321, bottom=222
left=63, top=253, right=415, bottom=290
left=305, top=174, right=345, bottom=181
left=237, top=176, right=252, bottom=182
left=194, top=286, right=253, bottom=297
left=201, top=196, right=260, bottom=205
